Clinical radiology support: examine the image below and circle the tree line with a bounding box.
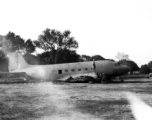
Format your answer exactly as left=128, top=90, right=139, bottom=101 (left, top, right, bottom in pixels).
left=0, top=29, right=109, bottom=72
left=140, top=62, right=152, bottom=74
left=115, top=52, right=152, bottom=74
left=1, top=28, right=150, bottom=74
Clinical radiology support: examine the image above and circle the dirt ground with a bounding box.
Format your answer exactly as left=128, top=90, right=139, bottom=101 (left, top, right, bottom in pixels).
left=0, top=78, right=152, bottom=120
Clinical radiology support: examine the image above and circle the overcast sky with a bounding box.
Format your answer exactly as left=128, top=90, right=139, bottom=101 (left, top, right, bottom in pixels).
left=0, top=0, right=152, bottom=66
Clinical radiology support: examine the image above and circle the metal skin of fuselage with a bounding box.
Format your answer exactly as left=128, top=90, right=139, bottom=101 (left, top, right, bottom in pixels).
left=9, top=52, right=130, bottom=81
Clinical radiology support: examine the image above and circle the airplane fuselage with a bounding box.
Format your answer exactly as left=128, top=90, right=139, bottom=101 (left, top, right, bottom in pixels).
left=11, top=60, right=129, bottom=81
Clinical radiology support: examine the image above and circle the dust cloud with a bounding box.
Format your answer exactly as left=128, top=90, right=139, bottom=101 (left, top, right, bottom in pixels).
left=34, top=82, right=103, bottom=120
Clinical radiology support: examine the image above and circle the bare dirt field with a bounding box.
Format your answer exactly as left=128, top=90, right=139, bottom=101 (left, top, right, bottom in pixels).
left=0, top=78, right=152, bottom=120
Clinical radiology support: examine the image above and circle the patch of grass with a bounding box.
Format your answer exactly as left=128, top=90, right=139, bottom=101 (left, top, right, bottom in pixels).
left=75, top=99, right=134, bottom=120
left=0, top=84, right=57, bottom=120
left=1, top=79, right=152, bottom=120
left=133, top=85, right=152, bottom=94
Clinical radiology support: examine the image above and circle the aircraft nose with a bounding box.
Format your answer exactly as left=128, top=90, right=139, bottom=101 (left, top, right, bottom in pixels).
left=122, top=65, right=130, bottom=73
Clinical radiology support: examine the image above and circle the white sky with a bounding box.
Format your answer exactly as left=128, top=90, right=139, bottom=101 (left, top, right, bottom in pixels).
left=0, top=0, right=152, bottom=67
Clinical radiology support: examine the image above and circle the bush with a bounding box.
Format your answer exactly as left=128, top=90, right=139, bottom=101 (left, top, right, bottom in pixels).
left=140, top=64, right=150, bottom=74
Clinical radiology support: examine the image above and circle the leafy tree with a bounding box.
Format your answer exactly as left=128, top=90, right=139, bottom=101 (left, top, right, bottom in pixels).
left=0, top=35, right=3, bottom=41
left=0, top=50, right=8, bottom=72
left=0, top=32, right=36, bottom=54
left=56, top=49, right=80, bottom=63
left=2, top=32, right=25, bottom=53
left=80, top=55, right=105, bottom=62
left=37, top=51, right=55, bottom=64
left=148, top=61, right=152, bottom=69
left=115, top=52, right=129, bottom=61
left=24, top=39, right=36, bottom=54
left=0, top=35, right=4, bottom=48
left=80, top=55, right=92, bottom=61
left=37, top=49, right=80, bottom=64
left=0, top=49, right=7, bottom=59
left=92, top=55, right=105, bottom=61
left=140, top=64, right=150, bottom=74
left=0, top=36, right=9, bottom=72
left=105, top=59, right=115, bottom=61
left=34, top=28, right=78, bottom=63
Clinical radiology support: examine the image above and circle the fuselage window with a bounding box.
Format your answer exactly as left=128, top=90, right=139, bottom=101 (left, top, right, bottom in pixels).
left=78, top=69, right=81, bottom=71
left=85, top=68, right=88, bottom=71
left=58, top=70, right=62, bottom=74
left=65, top=69, right=68, bottom=72
left=71, top=69, right=75, bottom=72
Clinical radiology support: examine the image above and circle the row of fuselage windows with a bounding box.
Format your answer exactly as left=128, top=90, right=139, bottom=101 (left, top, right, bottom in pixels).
left=58, top=68, right=93, bottom=74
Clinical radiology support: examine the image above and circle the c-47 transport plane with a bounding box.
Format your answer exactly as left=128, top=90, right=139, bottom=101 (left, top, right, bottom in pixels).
left=8, top=52, right=130, bottom=83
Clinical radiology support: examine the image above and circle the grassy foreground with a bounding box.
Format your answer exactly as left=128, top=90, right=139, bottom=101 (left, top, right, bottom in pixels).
left=0, top=78, right=152, bottom=120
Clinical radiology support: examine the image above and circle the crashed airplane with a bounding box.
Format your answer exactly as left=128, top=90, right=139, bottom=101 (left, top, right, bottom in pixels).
left=8, top=52, right=130, bottom=83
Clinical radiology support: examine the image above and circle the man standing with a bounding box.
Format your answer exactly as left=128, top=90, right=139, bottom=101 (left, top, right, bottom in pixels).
left=93, top=59, right=96, bottom=71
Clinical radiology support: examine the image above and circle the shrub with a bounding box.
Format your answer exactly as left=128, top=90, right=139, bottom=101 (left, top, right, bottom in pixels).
left=140, top=64, right=150, bottom=74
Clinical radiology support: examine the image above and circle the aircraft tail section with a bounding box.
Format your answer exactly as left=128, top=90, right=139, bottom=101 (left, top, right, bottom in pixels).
left=8, top=52, right=29, bottom=72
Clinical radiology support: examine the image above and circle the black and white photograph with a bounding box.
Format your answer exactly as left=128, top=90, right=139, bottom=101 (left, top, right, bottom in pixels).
left=0, top=0, right=152, bottom=120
